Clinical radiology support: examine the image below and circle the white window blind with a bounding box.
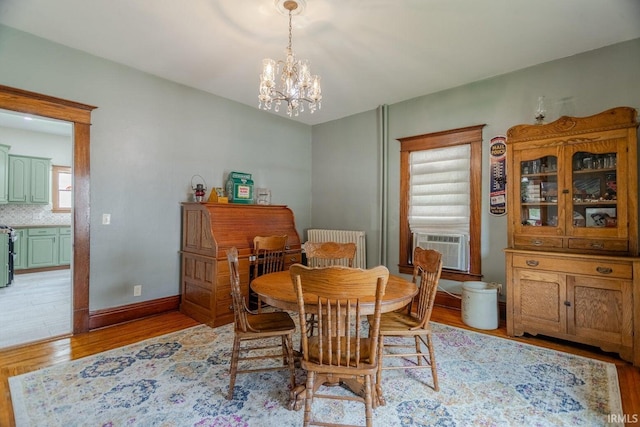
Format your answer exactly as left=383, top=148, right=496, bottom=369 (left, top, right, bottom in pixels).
left=409, top=144, right=471, bottom=236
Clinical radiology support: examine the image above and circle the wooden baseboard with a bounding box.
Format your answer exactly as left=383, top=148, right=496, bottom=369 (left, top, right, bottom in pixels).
left=89, top=295, right=181, bottom=330
left=87, top=292, right=505, bottom=331
left=15, top=265, right=70, bottom=274
left=434, top=291, right=506, bottom=321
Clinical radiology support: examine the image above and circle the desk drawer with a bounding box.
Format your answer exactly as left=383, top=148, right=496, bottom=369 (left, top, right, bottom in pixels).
left=284, top=250, right=302, bottom=267
left=216, top=295, right=234, bottom=317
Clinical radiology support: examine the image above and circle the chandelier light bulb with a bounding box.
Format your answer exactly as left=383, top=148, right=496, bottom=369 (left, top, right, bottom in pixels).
left=262, top=59, right=276, bottom=84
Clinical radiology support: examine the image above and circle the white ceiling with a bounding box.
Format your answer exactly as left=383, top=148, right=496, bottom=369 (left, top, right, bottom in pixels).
left=0, top=0, right=639, bottom=126
left=0, top=108, right=73, bottom=136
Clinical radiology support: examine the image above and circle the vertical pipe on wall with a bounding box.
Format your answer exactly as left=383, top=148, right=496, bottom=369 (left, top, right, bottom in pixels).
left=377, top=104, right=389, bottom=265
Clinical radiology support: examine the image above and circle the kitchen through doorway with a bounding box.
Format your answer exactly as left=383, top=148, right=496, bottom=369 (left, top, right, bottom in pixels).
left=0, top=108, right=73, bottom=349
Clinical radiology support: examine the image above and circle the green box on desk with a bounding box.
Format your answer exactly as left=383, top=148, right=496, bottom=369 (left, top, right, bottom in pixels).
left=226, top=171, right=254, bottom=204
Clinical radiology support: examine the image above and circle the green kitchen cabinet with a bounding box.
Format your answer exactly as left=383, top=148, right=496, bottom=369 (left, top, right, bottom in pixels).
left=0, top=144, right=9, bottom=204
left=8, top=155, right=28, bottom=203
left=13, top=228, right=27, bottom=270
left=30, top=157, right=51, bottom=203
left=27, top=227, right=58, bottom=268
left=14, top=227, right=70, bottom=269
left=8, top=155, right=51, bottom=204
left=58, top=227, right=72, bottom=265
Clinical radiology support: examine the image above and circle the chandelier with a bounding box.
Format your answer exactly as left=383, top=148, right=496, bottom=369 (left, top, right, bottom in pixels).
left=258, top=0, right=322, bottom=117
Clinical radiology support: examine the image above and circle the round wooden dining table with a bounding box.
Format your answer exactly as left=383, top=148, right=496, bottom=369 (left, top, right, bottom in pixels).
left=250, top=268, right=418, bottom=410
left=250, top=269, right=418, bottom=315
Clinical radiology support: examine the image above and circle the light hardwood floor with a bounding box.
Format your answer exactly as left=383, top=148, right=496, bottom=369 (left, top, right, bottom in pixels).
left=0, top=307, right=638, bottom=427
left=0, top=270, right=72, bottom=348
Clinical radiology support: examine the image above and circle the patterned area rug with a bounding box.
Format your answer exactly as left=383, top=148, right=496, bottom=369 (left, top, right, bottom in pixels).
left=9, top=320, right=622, bottom=426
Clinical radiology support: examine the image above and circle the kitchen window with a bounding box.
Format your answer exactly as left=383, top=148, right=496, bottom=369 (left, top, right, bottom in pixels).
left=52, top=165, right=72, bottom=213
left=398, top=125, right=484, bottom=281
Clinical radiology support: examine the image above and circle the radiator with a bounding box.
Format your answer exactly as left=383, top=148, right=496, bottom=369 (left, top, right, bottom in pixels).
left=306, top=229, right=367, bottom=269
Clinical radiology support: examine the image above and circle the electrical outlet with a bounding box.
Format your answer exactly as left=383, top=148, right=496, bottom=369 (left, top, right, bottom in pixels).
left=133, top=285, right=142, bottom=296
left=102, top=213, right=111, bottom=225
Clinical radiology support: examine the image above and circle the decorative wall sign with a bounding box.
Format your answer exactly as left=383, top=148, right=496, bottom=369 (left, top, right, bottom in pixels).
left=489, top=136, right=507, bottom=216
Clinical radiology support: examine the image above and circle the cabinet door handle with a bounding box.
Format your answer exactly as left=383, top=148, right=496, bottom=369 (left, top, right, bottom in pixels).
left=596, top=266, right=613, bottom=274
left=526, top=260, right=539, bottom=267
left=564, top=301, right=571, bottom=307
left=531, top=240, right=544, bottom=246
left=590, top=242, right=604, bottom=249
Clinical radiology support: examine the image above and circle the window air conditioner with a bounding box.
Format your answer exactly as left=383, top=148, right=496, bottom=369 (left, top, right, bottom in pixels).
left=413, top=233, right=468, bottom=271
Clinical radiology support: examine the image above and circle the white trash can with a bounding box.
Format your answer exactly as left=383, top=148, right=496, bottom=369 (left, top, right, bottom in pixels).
left=461, top=281, right=500, bottom=330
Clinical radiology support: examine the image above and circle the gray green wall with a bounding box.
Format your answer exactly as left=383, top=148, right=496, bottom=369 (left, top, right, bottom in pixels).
left=0, top=24, right=313, bottom=310
left=1, top=21, right=638, bottom=309
left=312, top=38, right=640, bottom=295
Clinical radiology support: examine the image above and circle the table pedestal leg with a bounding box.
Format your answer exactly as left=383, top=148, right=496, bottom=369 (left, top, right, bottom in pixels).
left=340, top=377, right=384, bottom=408
left=287, top=375, right=384, bottom=411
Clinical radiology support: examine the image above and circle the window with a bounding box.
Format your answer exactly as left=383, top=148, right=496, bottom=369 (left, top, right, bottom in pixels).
left=52, top=165, right=72, bottom=212
left=398, top=125, right=484, bottom=281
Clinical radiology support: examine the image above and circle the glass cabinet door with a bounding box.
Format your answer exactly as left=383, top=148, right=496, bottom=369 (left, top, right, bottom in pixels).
left=519, top=154, right=559, bottom=230
left=507, top=106, right=637, bottom=256
left=569, top=150, right=620, bottom=234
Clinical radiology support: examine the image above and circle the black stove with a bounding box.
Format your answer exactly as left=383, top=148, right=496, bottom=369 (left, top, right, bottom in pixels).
left=0, top=225, right=16, bottom=287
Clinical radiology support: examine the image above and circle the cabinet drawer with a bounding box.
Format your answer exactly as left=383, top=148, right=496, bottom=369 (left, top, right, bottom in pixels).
left=27, top=227, right=57, bottom=236
left=58, top=227, right=72, bottom=235
left=514, top=235, right=563, bottom=250
left=512, top=254, right=633, bottom=279
left=568, top=238, right=628, bottom=252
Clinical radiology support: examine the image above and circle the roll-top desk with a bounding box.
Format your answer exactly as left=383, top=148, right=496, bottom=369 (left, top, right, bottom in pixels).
left=180, top=203, right=301, bottom=326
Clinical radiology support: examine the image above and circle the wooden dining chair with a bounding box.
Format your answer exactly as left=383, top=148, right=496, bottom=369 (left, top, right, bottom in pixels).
left=290, top=264, right=389, bottom=427
left=302, top=241, right=357, bottom=268
left=302, top=241, right=358, bottom=337
left=251, top=235, right=288, bottom=311
left=226, top=247, right=296, bottom=400
left=371, top=247, right=443, bottom=404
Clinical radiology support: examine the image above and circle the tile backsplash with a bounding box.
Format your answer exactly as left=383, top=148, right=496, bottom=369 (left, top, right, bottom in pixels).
left=0, top=204, right=71, bottom=226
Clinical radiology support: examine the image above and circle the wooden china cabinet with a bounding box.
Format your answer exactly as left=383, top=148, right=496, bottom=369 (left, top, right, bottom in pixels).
left=504, top=107, right=640, bottom=366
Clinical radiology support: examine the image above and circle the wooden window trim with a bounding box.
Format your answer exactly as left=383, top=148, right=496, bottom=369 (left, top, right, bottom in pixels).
left=52, top=164, right=72, bottom=213
left=398, top=124, right=485, bottom=281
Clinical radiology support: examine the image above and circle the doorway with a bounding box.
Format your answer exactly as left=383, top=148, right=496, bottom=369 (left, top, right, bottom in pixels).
left=0, top=84, right=95, bottom=340
left=0, top=108, right=73, bottom=347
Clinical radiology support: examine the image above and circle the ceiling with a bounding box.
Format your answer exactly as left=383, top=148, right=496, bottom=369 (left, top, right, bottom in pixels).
left=0, top=0, right=639, bottom=126
left=0, top=108, right=73, bottom=136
